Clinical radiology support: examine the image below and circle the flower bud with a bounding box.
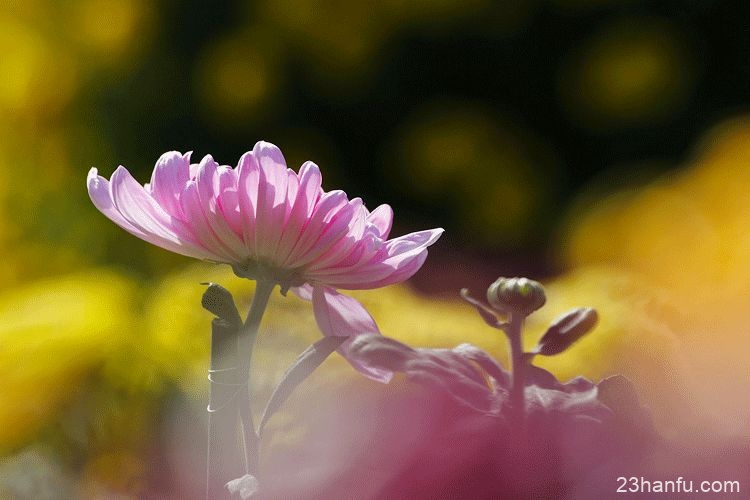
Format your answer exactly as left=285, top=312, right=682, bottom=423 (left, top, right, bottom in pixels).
left=534, top=307, right=598, bottom=356
left=201, top=282, right=242, bottom=327
left=486, top=277, right=546, bottom=316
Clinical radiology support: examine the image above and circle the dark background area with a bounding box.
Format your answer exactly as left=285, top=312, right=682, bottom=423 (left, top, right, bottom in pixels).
left=85, top=0, right=750, bottom=286
left=5, top=0, right=750, bottom=290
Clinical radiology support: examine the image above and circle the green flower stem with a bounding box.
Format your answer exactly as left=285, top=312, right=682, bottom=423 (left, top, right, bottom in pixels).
left=507, top=312, right=526, bottom=430
left=237, top=278, right=276, bottom=475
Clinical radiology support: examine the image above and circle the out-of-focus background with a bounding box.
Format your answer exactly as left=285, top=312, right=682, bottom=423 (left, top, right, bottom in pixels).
left=2, top=0, right=750, bottom=498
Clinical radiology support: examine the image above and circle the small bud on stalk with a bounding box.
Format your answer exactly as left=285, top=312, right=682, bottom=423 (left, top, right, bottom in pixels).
left=534, top=307, right=598, bottom=356
left=487, top=277, right=546, bottom=317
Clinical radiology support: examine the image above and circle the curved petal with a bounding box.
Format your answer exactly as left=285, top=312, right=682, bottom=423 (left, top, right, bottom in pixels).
left=366, top=204, right=393, bottom=239
left=178, top=157, right=248, bottom=263
left=304, top=204, right=368, bottom=271
left=253, top=141, right=290, bottom=259
left=262, top=167, right=299, bottom=260
left=88, top=168, right=148, bottom=238
left=283, top=190, right=349, bottom=266
left=310, top=286, right=393, bottom=383
left=349, top=250, right=429, bottom=290
left=275, top=161, right=322, bottom=266
left=308, top=228, right=444, bottom=289
left=297, top=161, right=323, bottom=217
left=215, top=165, right=242, bottom=236
left=291, top=198, right=363, bottom=269
left=108, top=166, right=219, bottom=260
left=383, top=228, right=444, bottom=259
left=289, top=283, right=314, bottom=301
left=254, top=141, right=288, bottom=179
left=194, top=156, right=247, bottom=258
left=236, top=151, right=260, bottom=256
left=149, top=151, right=191, bottom=218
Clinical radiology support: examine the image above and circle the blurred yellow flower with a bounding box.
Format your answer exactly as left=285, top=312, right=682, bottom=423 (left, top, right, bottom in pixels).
left=559, top=17, right=694, bottom=129
left=195, top=29, right=281, bottom=123
left=0, top=13, right=77, bottom=120
left=560, top=118, right=750, bottom=437
left=0, top=270, right=137, bottom=452
left=68, top=0, right=154, bottom=66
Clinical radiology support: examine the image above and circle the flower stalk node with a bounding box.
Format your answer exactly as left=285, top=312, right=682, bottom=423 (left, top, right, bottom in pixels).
left=463, top=276, right=598, bottom=430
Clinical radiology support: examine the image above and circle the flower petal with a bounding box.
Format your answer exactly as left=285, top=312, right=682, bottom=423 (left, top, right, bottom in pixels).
left=253, top=141, right=290, bottom=259
left=236, top=151, right=260, bottom=256
left=304, top=203, right=368, bottom=271
left=384, top=228, right=445, bottom=259
left=174, top=158, right=245, bottom=262
left=352, top=249, right=430, bottom=289
left=298, top=161, right=323, bottom=217
left=366, top=204, right=393, bottom=239
left=148, top=151, right=191, bottom=218
left=310, top=286, right=393, bottom=383
left=194, top=156, right=247, bottom=258
left=283, top=190, right=349, bottom=266
left=108, top=166, right=218, bottom=260
left=291, top=198, right=363, bottom=269
left=275, top=161, right=322, bottom=265
left=289, top=283, right=313, bottom=301
left=88, top=168, right=148, bottom=238
left=309, top=228, right=444, bottom=289
left=215, top=165, right=243, bottom=236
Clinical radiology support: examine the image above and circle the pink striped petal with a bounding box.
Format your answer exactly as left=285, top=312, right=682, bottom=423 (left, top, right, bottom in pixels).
left=366, top=204, right=393, bottom=239
left=284, top=167, right=300, bottom=212
left=107, top=166, right=218, bottom=260
left=283, top=190, right=349, bottom=266
left=309, top=228, right=444, bottom=289
left=319, top=231, right=381, bottom=270
left=383, top=228, right=444, bottom=258
left=349, top=250, right=429, bottom=289
left=192, top=156, right=247, bottom=259
left=310, top=286, right=393, bottom=383
left=276, top=161, right=322, bottom=265
left=290, top=198, right=363, bottom=269
left=179, top=180, right=237, bottom=261
left=215, top=166, right=243, bottom=236
left=149, top=151, right=191, bottom=218
left=88, top=168, right=149, bottom=239
left=298, top=161, right=323, bottom=217
left=237, top=151, right=260, bottom=257
left=305, top=204, right=368, bottom=271
left=253, top=141, right=290, bottom=259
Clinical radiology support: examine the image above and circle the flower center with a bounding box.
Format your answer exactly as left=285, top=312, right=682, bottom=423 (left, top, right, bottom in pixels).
left=231, top=259, right=307, bottom=294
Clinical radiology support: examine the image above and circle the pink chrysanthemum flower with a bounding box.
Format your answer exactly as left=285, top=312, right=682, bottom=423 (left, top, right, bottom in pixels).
left=87, top=141, right=443, bottom=381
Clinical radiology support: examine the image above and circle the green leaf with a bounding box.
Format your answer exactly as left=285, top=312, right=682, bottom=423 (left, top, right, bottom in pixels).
left=258, top=335, right=348, bottom=435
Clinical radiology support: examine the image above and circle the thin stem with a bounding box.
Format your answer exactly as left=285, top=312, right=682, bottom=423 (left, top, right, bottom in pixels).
left=236, top=278, right=276, bottom=475
left=206, top=319, right=242, bottom=500
left=507, top=312, right=526, bottom=430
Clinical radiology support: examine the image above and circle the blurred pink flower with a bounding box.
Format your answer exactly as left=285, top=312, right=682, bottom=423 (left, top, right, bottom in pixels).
left=87, top=141, right=443, bottom=381
left=259, top=334, right=655, bottom=499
